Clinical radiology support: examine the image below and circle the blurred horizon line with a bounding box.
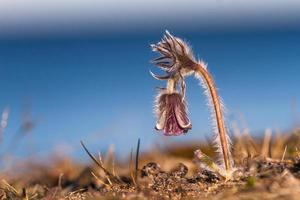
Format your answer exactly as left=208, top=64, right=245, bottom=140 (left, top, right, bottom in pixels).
left=1, top=25, right=300, bottom=40
left=1, top=0, right=300, bottom=40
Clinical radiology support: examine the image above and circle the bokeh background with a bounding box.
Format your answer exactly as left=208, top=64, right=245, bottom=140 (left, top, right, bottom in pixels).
left=0, top=0, right=299, bottom=164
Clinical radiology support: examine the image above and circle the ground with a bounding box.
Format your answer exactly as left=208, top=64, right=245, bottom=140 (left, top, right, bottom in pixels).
left=1, top=129, right=300, bottom=199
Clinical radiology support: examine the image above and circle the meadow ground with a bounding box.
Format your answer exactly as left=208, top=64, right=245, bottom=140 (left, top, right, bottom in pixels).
left=1, top=129, right=300, bottom=200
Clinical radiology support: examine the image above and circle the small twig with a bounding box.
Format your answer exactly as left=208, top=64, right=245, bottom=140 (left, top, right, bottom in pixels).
left=29, top=193, right=38, bottom=199
left=67, top=188, right=86, bottom=196
left=265, top=157, right=293, bottom=164
left=281, top=145, right=287, bottom=161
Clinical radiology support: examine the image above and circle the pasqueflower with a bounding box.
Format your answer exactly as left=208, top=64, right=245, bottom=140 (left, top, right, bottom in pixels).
left=150, top=31, right=233, bottom=172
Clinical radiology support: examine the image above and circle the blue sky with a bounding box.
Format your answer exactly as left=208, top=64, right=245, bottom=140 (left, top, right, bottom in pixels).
left=0, top=1, right=300, bottom=162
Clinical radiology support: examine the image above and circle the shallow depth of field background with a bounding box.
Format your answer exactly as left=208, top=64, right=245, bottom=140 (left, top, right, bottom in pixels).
left=0, top=0, right=300, bottom=164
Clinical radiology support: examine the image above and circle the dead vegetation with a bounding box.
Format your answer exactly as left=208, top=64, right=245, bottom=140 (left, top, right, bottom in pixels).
left=0, top=128, right=300, bottom=199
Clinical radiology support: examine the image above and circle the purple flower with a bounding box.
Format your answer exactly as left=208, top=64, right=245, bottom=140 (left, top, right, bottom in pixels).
left=155, top=92, right=192, bottom=136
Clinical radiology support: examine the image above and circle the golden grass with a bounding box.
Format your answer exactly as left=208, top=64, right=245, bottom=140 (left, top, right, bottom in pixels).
left=0, top=128, right=300, bottom=199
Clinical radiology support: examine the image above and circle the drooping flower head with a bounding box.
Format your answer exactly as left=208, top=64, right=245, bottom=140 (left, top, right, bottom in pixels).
left=155, top=90, right=191, bottom=136
left=151, top=31, right=196, bottom=136
left=150, top=30, right=197, bottom=80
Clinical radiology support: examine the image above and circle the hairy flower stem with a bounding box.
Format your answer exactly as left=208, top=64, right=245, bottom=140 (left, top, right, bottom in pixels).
left=194, top=63, right=231, bottom=172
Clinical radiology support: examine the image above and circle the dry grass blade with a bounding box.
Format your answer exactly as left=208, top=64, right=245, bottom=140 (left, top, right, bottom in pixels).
left=296, top=147, right=300, bottom=158
left=80, top=141, right=119, bottom=183
left=237, top=114, right=259, bottom=156
left=130, top=149, right=137, bottom=186
left=80, top=141, right=107, bottom=171
left=261, top=129, right=272, bottom=158
left=281, top=145, right=287, bottom=161
left=231, top=122, right=248, bottom=161
left=66, top=188, right=86, bottom=198
left=2, top=131, right=300, bottom=199
left=112, top=157, right=116, bottom=177
left=194, top=149, right=224, bottom=178
left=58, top=173, right=64, bottom=189
left=2, top=179, right=19, bottom=195
left=22, top=188, right=29, bottom=200
left=91, top=171, right=110, bottom=187
left=135, top=138, right=141, bottom=183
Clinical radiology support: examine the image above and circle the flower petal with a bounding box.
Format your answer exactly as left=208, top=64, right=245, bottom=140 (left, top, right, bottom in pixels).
left=155, top=110, right=166, bottom=131
left=163, top=106, right=183, bottom=136
left=175, top=104, right=192, bottom=130
left=149, top=70, right=171, bottom=80
left=154, top=92, right=192, bottom=136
